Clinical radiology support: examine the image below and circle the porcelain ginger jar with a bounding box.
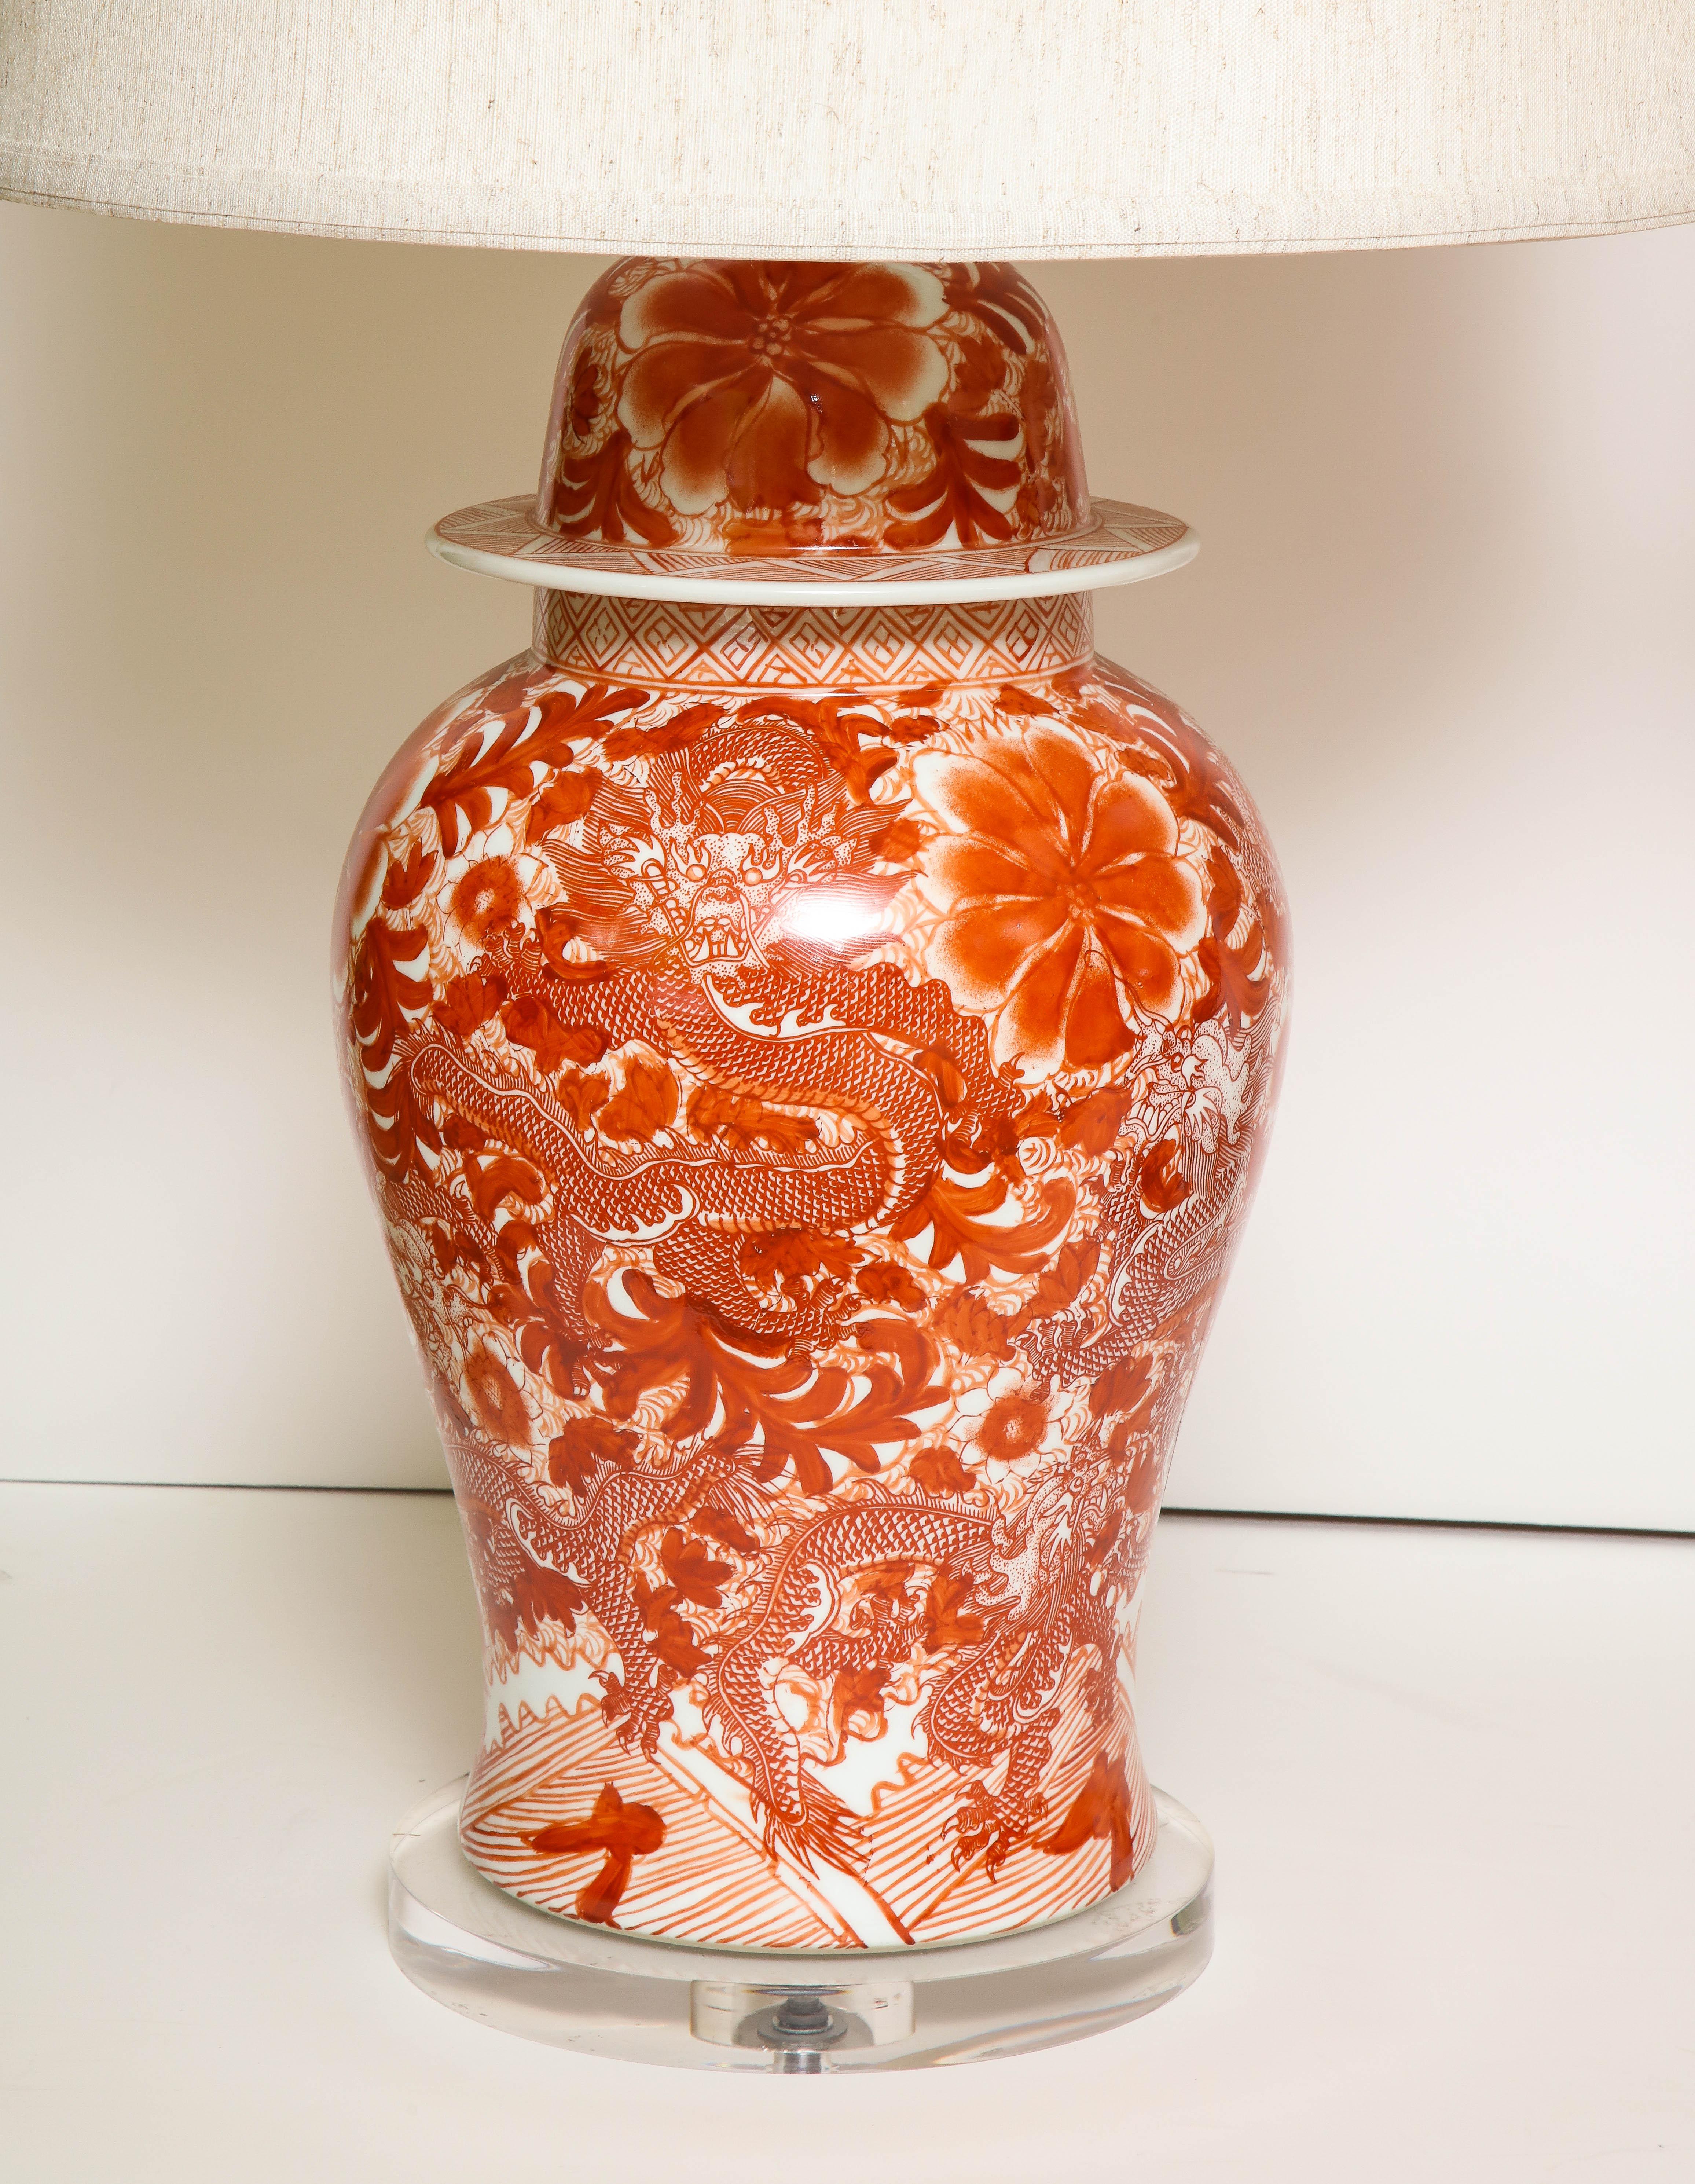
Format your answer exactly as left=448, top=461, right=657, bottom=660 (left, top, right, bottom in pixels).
left=336, top=258, right=1288, bottom=1951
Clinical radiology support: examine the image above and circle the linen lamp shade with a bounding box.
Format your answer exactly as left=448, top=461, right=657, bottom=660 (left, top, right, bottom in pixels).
left=1, top=0, right=1691, bottom=259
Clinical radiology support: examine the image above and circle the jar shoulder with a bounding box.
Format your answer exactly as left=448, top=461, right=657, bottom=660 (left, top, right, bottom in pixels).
left=336, top=640, right=1288, bottom=1004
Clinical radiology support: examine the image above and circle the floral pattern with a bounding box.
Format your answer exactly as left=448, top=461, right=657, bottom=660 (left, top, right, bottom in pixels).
left=346, top=257, right=1286, bottom=1959
left=337, top=587, right=1288, bottom=1952
left=914, top=725, right=1208, bottom=1074
left=538, top=256, right=1090, bottom=554
left=617, top=261, right=949, bottom=515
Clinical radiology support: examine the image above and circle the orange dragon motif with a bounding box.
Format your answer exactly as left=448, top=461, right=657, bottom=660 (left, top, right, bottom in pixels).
left=337, top=586, right=1287, bottom=1949
left=338, top=256, right=1285, bottom=1950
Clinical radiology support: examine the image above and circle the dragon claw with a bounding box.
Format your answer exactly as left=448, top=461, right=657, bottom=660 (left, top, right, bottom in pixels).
left=951, top=1780, right=1050, bottom=1876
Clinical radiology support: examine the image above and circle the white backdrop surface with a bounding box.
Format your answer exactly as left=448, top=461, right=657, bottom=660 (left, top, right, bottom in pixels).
left=1, top=206, right=1690, bottom=1525
left=7, top=1487, right=1692, bottom=2180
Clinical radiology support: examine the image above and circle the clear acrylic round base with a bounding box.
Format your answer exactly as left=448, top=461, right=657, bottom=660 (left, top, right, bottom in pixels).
left=388, top=1778, right=1213, bottom=2071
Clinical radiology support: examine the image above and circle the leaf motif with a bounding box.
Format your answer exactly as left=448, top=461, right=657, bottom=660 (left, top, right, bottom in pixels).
left=855, top=1262, right=927, bottom=1312
left=502, top=994, right=610, bottom=1073
left=533, top=683, right=654, bottom=759
left=1138, top=1136, right=1190, bottom=1213
left=1081, top=662, right=1250, bottom=854
left=381, top=842, right=438, bottom=910
left=466, top=1153, right=546, bottom=1225
left=1018, top=353, right=1056, bottom=469
left=686, top=1082, right=818, bottom=1155
left=598, top=1056, right=678, bottom=1142
left=552, top=425, right=682, bottom=547
left=923, top=1571, right=985, bottom=1650
left=1016, top=472, right=1061, bottom=532
left=943, top=260, right=1050, bottom=352
left=909, top=1443, right=975, bottom=1496
left=421, top=719, right=535, bottom=857
left=1192, top=847, right=1274, bottom=1031
left=478, top=667, right=543, bottom=718
left=525, top=767, right=603, bottom=842
left=647, top=1604, right=710, bottom=1677
left=1088, top=1356, right=1156, bottom=1429
left=882, top=711, right=943, bottom=747
left=1037, top=1753, right=1138, bottom=1890
left=458, top=1495, right=585, bottom=1650
left=829, top=1663, right=896, bottom=1749
left=435, top=970, right=508, bottom=1039
left=870, top=813, right=925, bottom=863
left=892, top=1173, right=1075, bottom=1284
left=424, top=684, right=646, bottom=854
left=1008, top=1235, right=1101, bottom=1335
left=350, top=920, right=430, bottom=1075
left=600, top=702, right=722, bottom=761
left=951, top=332, right=1010, bottom=413
left=885, top=403, right=1021, bottom=550
left=555, top=1069, right=610, bottom=1126
left=660, top=1527, right=733, bottom=1610
left=1058, top=1086, right=1135, bottom=1155
left=481, top=1241, right=595, bottom=1405
left=740, top=1227, right=862, bottom=1297
left=587, top=1278, right=947, bottom=1496
left=928, top=1286, right=1013, bottom=1362
left=546, top=1414, right=639, bottom=1495
left=348, top=920, right=438, bottom=1182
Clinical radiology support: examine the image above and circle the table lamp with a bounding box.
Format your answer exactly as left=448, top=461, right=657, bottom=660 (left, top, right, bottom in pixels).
left=5, top=0, right=1688, bottom=2075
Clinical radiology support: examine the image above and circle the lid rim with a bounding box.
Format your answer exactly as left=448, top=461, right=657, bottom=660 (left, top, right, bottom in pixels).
left=427, top=496, right=1197, bottom=606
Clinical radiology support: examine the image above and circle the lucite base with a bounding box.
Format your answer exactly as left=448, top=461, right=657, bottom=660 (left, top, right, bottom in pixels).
left=388, top=1780, right=1212, bottom=2071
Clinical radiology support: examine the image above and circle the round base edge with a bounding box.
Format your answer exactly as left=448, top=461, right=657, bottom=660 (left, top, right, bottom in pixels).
left=388, top=1778, right=1214, bottom=2071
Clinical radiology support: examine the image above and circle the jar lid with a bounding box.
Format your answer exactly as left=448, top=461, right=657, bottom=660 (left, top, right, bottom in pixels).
left=429, top=258, right=1195, bottom=605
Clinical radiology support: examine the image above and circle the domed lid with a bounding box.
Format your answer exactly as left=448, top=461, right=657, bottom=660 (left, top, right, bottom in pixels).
left=430, top=258, right=1194, bottom=605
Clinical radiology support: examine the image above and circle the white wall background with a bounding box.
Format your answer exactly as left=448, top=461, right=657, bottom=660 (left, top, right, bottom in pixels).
left=1, top=206, right=1690, bottom=1526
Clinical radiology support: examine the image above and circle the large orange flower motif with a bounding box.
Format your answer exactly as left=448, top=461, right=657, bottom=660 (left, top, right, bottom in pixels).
left=914, top=726, right=1208, bottom=1075
left=616, top=262, right=949, bottom=516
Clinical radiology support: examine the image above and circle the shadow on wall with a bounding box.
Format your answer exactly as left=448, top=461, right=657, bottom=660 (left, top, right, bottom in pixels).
left=1, top=210, right=1691, bottom=1521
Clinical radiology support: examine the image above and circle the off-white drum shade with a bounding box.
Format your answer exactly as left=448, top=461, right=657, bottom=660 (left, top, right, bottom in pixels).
left=0, top=0, right=1690, bottom=258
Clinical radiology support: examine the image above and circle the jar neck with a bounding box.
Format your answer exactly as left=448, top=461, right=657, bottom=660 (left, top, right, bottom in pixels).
left=530, top=589, right=1093, bottom=692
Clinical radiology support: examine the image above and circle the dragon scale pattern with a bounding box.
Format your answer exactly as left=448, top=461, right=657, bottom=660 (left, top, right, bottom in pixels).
left=338, top=593, right=1288, bottom=1947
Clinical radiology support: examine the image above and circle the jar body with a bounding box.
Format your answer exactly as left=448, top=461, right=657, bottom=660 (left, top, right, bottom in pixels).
left=335, top=590, right=1287, bottom=1950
